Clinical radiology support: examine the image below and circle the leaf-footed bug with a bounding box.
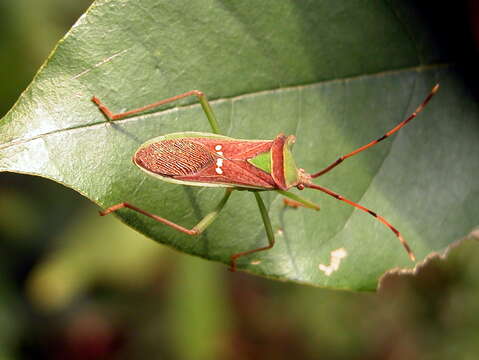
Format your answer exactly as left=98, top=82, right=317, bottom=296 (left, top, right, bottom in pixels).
left=93, top=85, right=439, bottom=271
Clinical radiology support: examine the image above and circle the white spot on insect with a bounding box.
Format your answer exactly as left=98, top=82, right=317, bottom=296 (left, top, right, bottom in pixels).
left=215, top=145, right=222, bottom=151
left=216, top=151, right=224, bottom=156
left=319, top=248, right=347, bottom=276
left=250, top=260, right=261, bottom=265
left=215, top=157, right=224, bottom=175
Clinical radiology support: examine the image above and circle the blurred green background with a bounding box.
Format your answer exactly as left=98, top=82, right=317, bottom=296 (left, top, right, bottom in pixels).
left=1, top=1, right=479, bottom=359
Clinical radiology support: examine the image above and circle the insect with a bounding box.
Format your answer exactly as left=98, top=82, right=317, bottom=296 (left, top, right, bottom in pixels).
left=92, top=84, right=439, bottom=271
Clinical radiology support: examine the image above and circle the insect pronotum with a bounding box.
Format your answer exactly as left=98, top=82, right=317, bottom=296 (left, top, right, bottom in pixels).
left=93, top=84, right=439, bottom=271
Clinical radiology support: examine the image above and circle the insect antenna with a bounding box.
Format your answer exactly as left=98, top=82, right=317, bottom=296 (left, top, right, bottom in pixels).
left=304, top=182, right=416, bottom=261
left=311, top=84, right=439, bottom=178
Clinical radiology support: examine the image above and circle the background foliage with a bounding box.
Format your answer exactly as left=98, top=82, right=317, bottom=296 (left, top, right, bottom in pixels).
left=0, top=0, right=478, bottom=358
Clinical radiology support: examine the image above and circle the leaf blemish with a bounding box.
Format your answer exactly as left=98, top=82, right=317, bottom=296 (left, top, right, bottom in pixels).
left=72, top=49, right=129, bottom=80
left=319, top=248, right=347, bottom=276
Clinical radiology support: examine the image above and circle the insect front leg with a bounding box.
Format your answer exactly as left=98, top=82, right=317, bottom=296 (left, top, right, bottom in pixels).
left=91, top=89, right=221, bottom=134
left=276, top=190, right=320, bottom=211
left=100, top=188, right=233, bottom=236
left=230, top=192, right=275, bottom=272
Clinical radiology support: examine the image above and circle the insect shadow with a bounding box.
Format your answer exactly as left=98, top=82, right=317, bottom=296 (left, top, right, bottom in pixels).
left=182, top=186, right=213, bottom=253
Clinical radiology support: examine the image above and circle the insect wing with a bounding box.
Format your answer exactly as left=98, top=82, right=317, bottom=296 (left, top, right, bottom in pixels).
left=175, top=137, right=277, bottom=189
left=134, top=133, right=277, bottom=189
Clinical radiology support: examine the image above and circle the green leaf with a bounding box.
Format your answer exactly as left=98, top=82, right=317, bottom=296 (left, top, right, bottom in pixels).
left=1, top=0, right=478, bottom=290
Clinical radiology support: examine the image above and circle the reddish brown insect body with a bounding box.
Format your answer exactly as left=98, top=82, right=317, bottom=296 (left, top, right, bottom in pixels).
left=93, top=85, right=440, bottom=271
left=134, top=134, right=304, bottom=190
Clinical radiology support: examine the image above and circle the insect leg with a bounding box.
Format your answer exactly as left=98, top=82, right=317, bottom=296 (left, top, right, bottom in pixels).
left=230, top=192, right=275, bottom=272
left=276, top=190, right=320, bottom=210
left=311, top=84, right=439, bottom=178
left=100, top=188, right=233, bottom=235
left=91, top=90, right=221, bottom=134
left=305, top=182, right=415, bottom=261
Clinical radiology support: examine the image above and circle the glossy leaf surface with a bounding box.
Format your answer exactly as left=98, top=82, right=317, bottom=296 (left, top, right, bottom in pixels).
left=1, top=0, right=478, bottom=289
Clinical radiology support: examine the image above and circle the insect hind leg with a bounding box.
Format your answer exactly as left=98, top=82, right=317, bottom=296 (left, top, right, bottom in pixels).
left=91, top=90, right=222, bottom=134
left=100, top=188, right=232, bottom=236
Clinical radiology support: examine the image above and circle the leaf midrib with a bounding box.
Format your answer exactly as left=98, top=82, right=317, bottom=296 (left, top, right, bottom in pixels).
left=0, top=63, right=448, bottom=152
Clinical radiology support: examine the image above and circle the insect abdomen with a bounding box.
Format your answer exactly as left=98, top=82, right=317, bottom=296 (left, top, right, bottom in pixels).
left=134, top=139, right=216, bottom=176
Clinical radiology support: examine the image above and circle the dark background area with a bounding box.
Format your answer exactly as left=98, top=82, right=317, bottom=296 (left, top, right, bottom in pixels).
left=1, top=1, right=478, bottom=359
